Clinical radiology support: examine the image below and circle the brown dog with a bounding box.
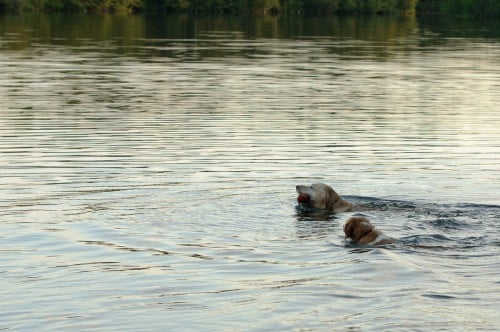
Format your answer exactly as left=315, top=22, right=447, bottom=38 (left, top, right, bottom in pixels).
left=343, top=216, right=394, bottom=245
left=296, top=183, right=353, bottom=212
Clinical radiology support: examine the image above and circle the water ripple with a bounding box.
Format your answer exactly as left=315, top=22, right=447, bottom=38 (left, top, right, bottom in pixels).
left=1, top=15, right=499, bottom=331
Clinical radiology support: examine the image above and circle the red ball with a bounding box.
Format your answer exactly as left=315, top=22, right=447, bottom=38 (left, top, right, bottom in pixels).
left=297, top=193, right=310, bottom=204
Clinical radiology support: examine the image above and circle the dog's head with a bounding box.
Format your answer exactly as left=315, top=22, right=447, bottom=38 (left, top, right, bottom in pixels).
left=296, top=183, right=341, bottom=211
left=343, top=217, right=375, bottom=242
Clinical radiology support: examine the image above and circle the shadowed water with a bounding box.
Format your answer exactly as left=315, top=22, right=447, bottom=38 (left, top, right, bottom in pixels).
left=0, top=14, right=499, bottom=331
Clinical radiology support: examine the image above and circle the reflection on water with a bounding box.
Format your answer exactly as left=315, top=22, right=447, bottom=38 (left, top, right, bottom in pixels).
left=1, top=14, right=420, bottom=48
left=0, top=14, right=499, bottom=331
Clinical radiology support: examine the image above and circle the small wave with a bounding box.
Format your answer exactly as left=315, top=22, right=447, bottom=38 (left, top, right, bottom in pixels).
left=421, top=293, right=457, bottom=300
left=348, top=196, right=499, bottom=211
left=428, top=217, right=469, bottom=230
left=402, top=234, right=453, bottom=245
left=346, top=195, right=419, bottom=211
left=400, top=234, right=489, bottom=251
left=455, top=202, right=500, bottom=210
left=295, top=205, right=338, bottom=221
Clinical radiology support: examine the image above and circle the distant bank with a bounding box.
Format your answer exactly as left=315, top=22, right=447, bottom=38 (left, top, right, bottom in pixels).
left=0, top=0, right=499, bottom=18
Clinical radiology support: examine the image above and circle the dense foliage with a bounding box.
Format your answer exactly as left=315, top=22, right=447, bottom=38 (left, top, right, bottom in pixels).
left=416, top=0, right=500, bottom=17
left=0, top=0, right=499, bottom=16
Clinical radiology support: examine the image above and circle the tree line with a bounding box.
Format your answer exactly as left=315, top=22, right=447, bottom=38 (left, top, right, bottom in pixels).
left=0, top=0, right=499, bottom=17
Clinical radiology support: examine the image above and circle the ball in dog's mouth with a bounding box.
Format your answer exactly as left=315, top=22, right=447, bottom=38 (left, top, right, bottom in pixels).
left=297, top=193, right=310, bottom=204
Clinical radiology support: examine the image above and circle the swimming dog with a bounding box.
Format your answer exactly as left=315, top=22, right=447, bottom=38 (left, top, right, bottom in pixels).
left=296, top=183, right=353, bottom=212
left=343, top=216, right=394, bottom=245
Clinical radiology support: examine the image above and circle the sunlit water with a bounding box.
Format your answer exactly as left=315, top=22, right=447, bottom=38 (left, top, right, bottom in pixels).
left=1, top=14, right=499, bottom=331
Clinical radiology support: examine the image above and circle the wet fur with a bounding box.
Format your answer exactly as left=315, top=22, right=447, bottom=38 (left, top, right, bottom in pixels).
left=296, top=183, right=353, bottom=212
left=343, top=216, right=394, bottom=245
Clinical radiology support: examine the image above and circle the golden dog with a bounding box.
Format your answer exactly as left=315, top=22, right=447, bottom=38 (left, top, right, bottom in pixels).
left=296, top=183, right=353, bottom=212
left=343, top=216, right=394, bottom=245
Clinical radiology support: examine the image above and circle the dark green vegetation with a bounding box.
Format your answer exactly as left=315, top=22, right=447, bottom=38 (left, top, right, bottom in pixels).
left=0, top=0, right=499, bottom=17
left=417, top=0, right=500, bottom=17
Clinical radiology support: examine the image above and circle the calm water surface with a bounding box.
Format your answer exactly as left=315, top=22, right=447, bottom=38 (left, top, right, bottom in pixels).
left=0, top=14, right=499, bottom=331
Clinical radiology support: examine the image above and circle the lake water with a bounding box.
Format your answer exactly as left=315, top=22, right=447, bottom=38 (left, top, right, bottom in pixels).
left=0, top=14, right=499, bottom=331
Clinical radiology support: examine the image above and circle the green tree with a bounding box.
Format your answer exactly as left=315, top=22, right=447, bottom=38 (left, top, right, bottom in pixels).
left=396, top=0, right=417, bottom=14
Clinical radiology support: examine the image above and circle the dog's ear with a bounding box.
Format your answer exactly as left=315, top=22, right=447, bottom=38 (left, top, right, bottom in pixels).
left=322, top=187, right=336, bottom=211
left=319, top=190, right=327, bottom=210
left=314, top=187, right=326, bottom=210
